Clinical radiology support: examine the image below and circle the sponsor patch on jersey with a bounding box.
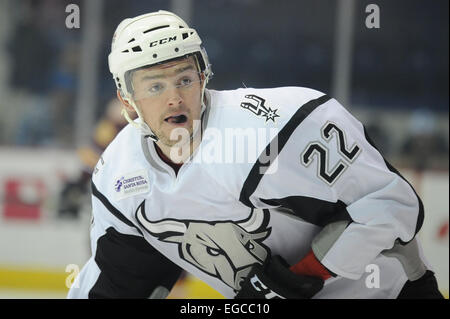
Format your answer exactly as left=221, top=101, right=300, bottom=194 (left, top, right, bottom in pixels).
left=114, top=169, right=150, bottom=200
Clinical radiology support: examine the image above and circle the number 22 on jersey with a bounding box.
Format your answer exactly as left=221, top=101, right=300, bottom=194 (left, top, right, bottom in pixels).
left=301, top=121, right=361, bottom=186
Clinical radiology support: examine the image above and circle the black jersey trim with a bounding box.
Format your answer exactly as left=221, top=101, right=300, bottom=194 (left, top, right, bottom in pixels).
left=89, top=227, right=182, bottom=298
left=363, top=126, right=424, bottom=242
left=261, top=197, right=352, bottom=227
left=91, top=181, right=143, bottom=235
left=239, top=94, right=332, bottom=208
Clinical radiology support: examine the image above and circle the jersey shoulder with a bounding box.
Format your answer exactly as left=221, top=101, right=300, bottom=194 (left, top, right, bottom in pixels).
left=198, top=87, right=334, bottom=197
left=207, top=86, right=328, bottom=131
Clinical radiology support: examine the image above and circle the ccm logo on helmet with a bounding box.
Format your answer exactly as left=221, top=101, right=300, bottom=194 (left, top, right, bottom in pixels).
left=150, top=36, right=177, bottom=47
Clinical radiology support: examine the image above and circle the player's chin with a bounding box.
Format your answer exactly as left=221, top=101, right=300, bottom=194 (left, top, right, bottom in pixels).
left=162, top=124, right=191, bottom=145
left=163, top=126, right=193, bottom=145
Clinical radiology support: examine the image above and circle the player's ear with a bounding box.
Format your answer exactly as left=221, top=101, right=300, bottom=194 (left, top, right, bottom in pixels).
left=116, top=89, right=135, bottom=113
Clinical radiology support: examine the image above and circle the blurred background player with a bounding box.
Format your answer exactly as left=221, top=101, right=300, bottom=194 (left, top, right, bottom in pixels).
left=57, top=98, right=135, bottom=218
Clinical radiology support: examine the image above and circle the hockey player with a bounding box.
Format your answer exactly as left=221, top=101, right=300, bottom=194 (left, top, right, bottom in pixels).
left=67, top=10, right=443, bottom=299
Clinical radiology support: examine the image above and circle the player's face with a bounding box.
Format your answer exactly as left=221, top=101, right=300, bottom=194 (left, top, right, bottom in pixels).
left=131, top=56, right=203, bottom=147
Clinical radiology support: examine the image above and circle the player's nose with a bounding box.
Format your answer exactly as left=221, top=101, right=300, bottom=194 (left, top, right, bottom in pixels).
left=166, top=88, right=183, bottom=107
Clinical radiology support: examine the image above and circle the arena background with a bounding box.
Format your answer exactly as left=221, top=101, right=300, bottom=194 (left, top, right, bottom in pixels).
left=0, top=0, right=447, bottom=299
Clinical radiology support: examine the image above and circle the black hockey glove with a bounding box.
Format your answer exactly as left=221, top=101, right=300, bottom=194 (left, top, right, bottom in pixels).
left=235, top=255, right=324, bottom=299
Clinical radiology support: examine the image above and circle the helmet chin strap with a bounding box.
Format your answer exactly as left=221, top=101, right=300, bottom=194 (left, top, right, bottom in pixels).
left=121, top=98, right=158, bottom=141
left=122, top=75, right=209, bottom=144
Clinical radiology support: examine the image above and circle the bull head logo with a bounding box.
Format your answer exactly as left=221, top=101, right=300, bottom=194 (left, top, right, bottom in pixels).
left=135, top=201, right=271, bottom=291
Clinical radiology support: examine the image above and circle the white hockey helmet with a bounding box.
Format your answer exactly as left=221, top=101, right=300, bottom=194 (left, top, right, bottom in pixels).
left=108, top=10, right=212, bottom=140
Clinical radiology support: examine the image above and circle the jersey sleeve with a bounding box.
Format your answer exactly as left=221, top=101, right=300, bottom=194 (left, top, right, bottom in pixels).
left=67, top=181, right=182, bottom=298
left=240, top=95, right=424, bottom=280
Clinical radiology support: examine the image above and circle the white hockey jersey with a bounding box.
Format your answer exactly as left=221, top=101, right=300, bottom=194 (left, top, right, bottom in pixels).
left=68, top=87, right=429, bottom=299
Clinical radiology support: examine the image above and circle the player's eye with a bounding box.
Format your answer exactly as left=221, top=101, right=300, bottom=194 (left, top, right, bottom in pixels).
left=178, top=77, right=192, bottom=87
left=148, top=83, right=164, bottom=94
